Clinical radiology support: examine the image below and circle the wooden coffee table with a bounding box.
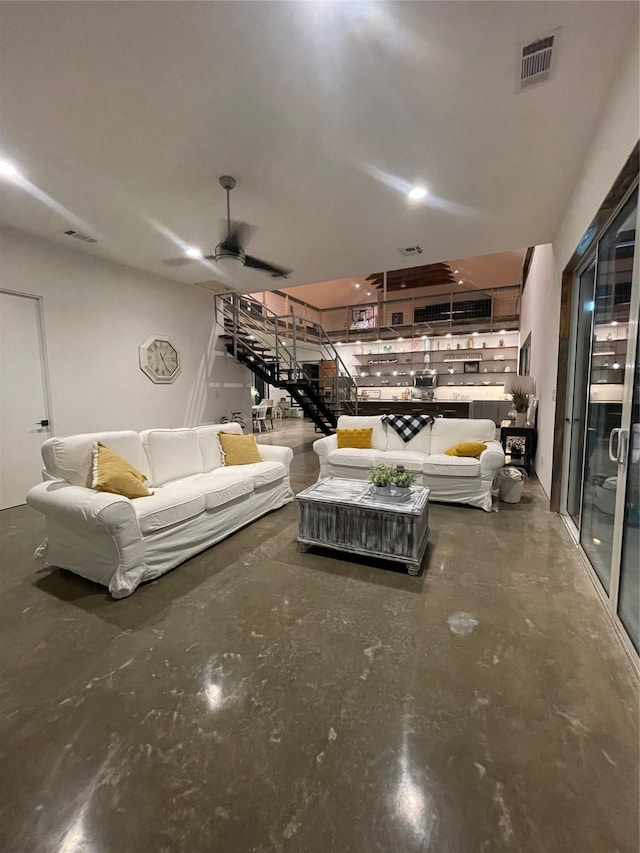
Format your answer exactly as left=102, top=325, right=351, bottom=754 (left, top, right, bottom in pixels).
left=296, top=477, right=430, bottom=575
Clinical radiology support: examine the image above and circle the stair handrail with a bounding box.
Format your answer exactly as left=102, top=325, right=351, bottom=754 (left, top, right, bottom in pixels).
left=218, top=293, right=358, bottom=415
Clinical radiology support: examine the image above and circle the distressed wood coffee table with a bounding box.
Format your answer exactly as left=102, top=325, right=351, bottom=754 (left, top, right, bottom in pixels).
left=296, top=477, right=430, bottom=576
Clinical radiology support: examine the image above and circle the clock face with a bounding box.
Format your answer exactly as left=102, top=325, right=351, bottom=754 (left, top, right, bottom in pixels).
left=139, top=336, right=181, bottom=383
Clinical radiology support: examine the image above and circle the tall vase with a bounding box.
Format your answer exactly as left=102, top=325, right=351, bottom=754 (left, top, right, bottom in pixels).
left=515, top=412, right=527, bottom=427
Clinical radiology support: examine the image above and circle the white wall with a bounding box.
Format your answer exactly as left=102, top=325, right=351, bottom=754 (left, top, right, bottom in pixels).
left=520, top=34, right=639, bottom=500
left=0, top=227, right=252, bottom=436
left=519, top=244, right=558, bottom=497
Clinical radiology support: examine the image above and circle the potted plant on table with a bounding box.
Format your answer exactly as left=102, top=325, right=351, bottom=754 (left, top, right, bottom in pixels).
left=509, top=384, right=530, bottom=428
left=369, top=462, right=417, bottom=498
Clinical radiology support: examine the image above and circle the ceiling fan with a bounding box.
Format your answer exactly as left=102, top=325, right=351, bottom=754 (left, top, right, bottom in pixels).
left=165, top=176, right=292, bottom=279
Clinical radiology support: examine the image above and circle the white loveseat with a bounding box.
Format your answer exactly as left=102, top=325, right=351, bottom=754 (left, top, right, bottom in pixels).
left=313, top=415, right=505, bottom=512
left=26, top=423, right=293, bottom=598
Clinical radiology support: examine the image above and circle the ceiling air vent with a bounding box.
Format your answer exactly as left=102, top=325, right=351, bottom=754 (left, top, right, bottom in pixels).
left=518, top=28, right=560, bottom=90
left=397, top=245, right=423, bottom=257
left=64, top=229, right=97, bottom=244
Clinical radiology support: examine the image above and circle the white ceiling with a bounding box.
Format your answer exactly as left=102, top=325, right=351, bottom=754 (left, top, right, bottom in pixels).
left=0, top=2, right=637, bottom=293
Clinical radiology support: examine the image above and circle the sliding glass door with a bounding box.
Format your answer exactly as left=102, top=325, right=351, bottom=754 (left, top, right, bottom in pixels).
left=566, top=185, right=639, bottom=653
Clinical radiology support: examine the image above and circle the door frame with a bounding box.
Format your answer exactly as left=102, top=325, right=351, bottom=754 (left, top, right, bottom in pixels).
left=0, top=288, right=54, bottom=438
left=557, top=180, right=639, bottom=670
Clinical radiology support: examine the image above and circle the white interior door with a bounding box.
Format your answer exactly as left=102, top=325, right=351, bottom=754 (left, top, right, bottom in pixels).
left=0, top=291, right=51, bottom=509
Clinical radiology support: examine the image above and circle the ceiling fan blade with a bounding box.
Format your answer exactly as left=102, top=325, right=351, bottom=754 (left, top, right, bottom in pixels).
left=218, top=221, right=255, bottom=254
left=244, top=254, right=292, bottom=278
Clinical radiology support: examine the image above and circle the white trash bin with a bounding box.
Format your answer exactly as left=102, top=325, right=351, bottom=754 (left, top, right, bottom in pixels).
left=497, top=467, right=526, bottom=503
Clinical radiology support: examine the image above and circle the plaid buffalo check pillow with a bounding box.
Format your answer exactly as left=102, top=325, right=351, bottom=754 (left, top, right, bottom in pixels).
left=382, top=414, right=434, bottom=442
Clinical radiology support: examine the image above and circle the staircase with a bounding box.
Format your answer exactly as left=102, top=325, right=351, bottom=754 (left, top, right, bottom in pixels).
left=217, top=294, right=358, bottom=434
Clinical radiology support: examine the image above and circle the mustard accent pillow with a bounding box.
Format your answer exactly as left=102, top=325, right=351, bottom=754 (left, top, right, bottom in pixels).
left=92, top=442, right=152, bottom=499
left=336, top=428, right=373, bottom=449
left=445, top=441, right=487, bottom=458
left=218, top=432, right=263, bottom=465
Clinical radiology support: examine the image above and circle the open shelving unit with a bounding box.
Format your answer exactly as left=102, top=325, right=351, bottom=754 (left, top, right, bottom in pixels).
left=349, top=333, right=520, bottom=388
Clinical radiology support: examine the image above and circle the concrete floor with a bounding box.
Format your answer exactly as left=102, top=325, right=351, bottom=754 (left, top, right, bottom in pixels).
left=0, top=422, right=638, bottom=853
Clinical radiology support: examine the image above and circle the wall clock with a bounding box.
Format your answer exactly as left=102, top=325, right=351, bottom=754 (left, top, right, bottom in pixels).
left=139, top=335, right=181, bottom=384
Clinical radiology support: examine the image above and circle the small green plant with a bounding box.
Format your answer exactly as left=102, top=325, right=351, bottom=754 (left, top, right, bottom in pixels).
left=369, top=463, right=417, bottom=489
left=510, top=385, right=530, bottom=413
left=391, top=468, right=417, bottom=488
left=370, top=462, right=394, bottom=487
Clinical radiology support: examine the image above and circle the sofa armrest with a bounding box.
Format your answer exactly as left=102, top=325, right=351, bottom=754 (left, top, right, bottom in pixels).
left=480, top=440, right=505, bottom=474
left=27, top=481, right=139, bottom=531
left=256, top=444, right=293, bottom=467
left=313, top=434, right=338, bottom=458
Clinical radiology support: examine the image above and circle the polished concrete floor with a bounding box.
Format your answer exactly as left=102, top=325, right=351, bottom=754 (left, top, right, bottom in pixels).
left=0, top=422, right=638, bottom=853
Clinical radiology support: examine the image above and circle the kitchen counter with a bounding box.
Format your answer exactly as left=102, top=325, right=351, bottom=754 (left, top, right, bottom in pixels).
left=356, top=399, right=513, bottom=421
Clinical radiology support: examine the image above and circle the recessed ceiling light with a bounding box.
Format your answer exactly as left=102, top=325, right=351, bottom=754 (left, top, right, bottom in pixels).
left=0, top=158, right=21, bottom=179
left=354, top=283, right=360, bottom=288
left=185, top=246, right=202, bottom=259
left=499, top=329, right=507, bottom=334
left=421, top=335, right=427, bottom=340
left=336, top=341, right=342, bottom=346
left=367, top=292, right=371, bottom=296
left=454, top=269, right=459, bottom=274
left=446, top=333, right=452, bottom=338
left=408, top=186, right=427, bottom=200
left=611, top=321, right=618, bottom=326
left=472, top=331, right=478, bottom=336
left=458, top=279, right=464, bottom=285
left=356, top=340, right=362, bottom=345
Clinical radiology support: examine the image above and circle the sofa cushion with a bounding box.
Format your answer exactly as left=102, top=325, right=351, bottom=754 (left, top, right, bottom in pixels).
left=194, top=423, right=243, bottom=472
left=430, top=418, right=496, bottom=455
left=132, top=488, right=205, bottom=534
left=337, top=428, right=372, bottom=449
left=140, top=429, right=204, bottom=486
left=233, top=460, right=286, bottom=488
left=92, top=442, right=152, bottom=499
left=445, top=441, right=487, bottom=458
left=218, top=432, right=263, bottom=465
left=327, top=448, right=377, bottom=468
left=374, top=451, right=425, bottom=472
left=384, top=424, right=432, bottom=455
left=422, top=454, right=481, bottom=478
left=336, top=416, right=386, bottom=451
left=41, top=431, right=150, bottom=487
left=163, top=468, right=254, bottom=510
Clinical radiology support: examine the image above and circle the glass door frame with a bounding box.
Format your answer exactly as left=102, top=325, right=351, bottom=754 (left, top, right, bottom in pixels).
left=560, top=177, right=639, bottom=665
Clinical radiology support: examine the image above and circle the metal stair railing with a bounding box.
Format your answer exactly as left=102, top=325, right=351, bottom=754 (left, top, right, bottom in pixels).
left=217, top=294, right=357, bottom=428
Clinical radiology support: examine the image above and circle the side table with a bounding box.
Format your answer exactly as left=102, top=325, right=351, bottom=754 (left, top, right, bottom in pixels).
left=500, top=426, right=537, bottom=475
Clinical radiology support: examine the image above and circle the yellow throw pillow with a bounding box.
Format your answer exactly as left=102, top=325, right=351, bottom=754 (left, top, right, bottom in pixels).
left=445, top=441, right=487, bottom=458
left=218, top=432, right=263, bottom=465
left=336, top=428, right=373, bottom=449
left=92, top=442, right=152, bottom=499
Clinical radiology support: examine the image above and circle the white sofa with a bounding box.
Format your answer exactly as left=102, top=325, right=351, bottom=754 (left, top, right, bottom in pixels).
left=26, top=423, right=293, bottom=598
left=313, top=415, right=505, bottom=512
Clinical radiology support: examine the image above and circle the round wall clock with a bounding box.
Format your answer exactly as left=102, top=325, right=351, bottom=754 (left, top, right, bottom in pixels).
left=139, top=335, right=181, bottom=384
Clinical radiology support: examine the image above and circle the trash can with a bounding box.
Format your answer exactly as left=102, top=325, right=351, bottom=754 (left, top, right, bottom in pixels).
left=497, top=467, right=526, bottom=503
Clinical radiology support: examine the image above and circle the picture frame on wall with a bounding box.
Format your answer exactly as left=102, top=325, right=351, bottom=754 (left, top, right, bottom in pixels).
left=350, top=305, right=378, bottom=330
left=391, top=312, right=404, bottom=326
left=463, top=361, right=480, bottom=373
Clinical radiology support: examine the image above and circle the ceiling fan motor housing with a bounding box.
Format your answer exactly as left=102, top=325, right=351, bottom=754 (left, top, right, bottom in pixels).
left=214, top=243, right=245, bottom=267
